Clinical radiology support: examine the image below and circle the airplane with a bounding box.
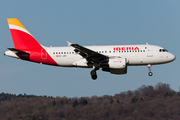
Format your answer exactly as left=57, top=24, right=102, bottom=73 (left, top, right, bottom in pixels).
left=4, top=18, right=176, bottom=80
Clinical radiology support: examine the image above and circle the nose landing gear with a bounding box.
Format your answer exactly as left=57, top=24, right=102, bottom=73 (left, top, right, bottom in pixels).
left=148, top=64, right=153, bottom=76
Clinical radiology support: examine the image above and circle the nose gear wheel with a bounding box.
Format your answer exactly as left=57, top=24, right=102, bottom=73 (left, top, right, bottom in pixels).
left=148, top=64, right=153, bottom=76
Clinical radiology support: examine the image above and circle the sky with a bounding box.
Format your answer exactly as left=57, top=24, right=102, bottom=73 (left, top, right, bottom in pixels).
left=0, top=1, right=179, bottom=98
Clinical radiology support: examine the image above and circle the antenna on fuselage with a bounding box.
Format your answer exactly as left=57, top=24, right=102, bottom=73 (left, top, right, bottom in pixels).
left=146, top=42, right=148, bottom=45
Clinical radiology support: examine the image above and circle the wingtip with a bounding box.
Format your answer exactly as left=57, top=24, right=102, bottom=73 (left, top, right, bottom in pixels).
left=67, top=41, right=72, bottom=46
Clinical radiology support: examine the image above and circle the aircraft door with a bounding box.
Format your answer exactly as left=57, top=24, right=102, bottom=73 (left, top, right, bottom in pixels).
left=41, top=49, right=47, bottom=59
left=147, top=47, right=153, bottom=57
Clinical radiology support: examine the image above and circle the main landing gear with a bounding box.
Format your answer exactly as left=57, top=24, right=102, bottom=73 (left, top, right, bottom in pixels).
left=90, top=66, right=99, bottom=80
left=148, top=64, right=153, bottom=76
left=90, top=69, right=97, bottom=80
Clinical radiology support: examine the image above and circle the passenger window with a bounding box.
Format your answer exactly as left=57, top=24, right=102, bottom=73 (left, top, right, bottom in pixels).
left=61, top=52, right=63, bottom=54
left=56, top=52, right=58, bottom=54
left=53, top=52, right=55, bottom=54
left=64, top=52, right=66, bottom=54
left=109, top=51, right=111, bottom=53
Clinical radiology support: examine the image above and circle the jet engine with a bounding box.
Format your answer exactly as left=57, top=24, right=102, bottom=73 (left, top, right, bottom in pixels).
left=108, top=58, right=127, bottom=69
left=102, top=58, right=127, bottom=74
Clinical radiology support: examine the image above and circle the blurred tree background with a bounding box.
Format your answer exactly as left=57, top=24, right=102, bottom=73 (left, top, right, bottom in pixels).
left=0, top=82, right=180, bottom=120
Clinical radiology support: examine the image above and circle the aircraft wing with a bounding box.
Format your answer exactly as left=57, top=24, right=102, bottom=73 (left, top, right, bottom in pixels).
left=67, top=41, right=108, bottom=63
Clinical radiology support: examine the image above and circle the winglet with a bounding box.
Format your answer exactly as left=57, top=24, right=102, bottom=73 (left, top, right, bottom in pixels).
left=67, top=41, right=72, bottom=47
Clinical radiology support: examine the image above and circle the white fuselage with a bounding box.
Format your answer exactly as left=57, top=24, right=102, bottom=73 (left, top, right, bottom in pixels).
left=5, top=18, right=176, bottom=79
left=43, top=44, right=175, bottom=68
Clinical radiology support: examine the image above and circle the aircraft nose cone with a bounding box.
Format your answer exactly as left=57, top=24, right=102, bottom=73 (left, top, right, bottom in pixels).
left=172, top=54, right=176, bottom=61
left=169, top=53, right=176, bottom=62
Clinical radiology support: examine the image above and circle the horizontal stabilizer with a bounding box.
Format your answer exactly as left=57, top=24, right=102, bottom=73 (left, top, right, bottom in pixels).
left=8, top=48, right=29, bottom=55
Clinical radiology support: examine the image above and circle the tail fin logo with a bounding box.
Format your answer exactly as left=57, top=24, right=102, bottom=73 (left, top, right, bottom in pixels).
left=7, top=18, right=32, bottom=37
left=7, top=18, right=41, bottom=50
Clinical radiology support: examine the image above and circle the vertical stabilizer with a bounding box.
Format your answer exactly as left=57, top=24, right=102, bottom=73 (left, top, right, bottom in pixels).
left=7, top=18, right=41, bottom=50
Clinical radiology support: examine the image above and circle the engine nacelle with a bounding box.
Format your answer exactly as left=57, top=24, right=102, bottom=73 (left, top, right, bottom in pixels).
left=110, top=68, right=127, bottom=74
left=102, top=58, right=127, bottom=74
left=108, top=58, right=127, bottom=69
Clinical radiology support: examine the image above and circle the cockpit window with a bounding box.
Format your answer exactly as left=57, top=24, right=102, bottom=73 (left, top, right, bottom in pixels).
left=159, top=49, right=168, bottom=52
